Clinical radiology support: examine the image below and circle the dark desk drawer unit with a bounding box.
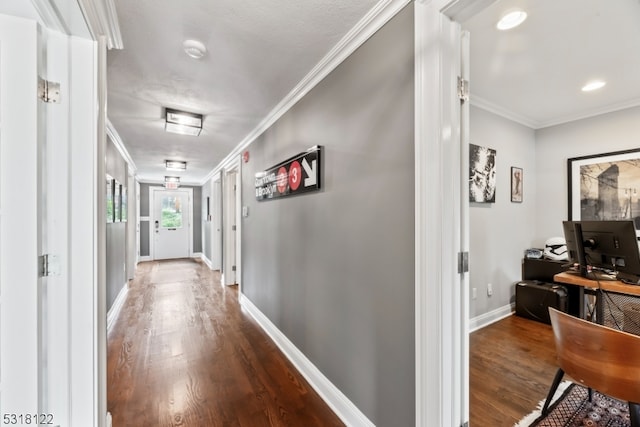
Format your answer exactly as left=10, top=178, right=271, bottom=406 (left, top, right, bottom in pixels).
left=515, top=280, right=568, bottom=324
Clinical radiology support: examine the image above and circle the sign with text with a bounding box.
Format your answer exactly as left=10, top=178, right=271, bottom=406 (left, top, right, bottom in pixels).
left=255, top=146, right=322, bottom=201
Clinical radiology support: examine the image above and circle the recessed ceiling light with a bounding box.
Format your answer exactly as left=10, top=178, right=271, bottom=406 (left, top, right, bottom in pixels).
left=183, top=39, right=207, bottom=59
left=496, top=10, right=528, bottom=30
left=581, top=80, right=607, bottom=92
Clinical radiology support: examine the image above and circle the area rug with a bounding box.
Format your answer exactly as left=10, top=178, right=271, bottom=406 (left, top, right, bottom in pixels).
left=514, top=381, right=632, bottom=427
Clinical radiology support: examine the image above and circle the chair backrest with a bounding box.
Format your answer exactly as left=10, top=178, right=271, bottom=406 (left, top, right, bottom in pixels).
left=549, top=307, right=640, bottom=403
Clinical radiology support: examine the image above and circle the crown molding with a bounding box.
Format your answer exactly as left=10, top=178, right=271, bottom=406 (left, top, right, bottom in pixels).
left=472, top=94, right=640, bottom=130
left=106, top=118, right=137, bottom=174
left=200, top=0, right=411, bottom=185
left=470, top=95, right=540, bottom=129
left=537, top=98, right=640, bottom=129
left=30, top=0, right=69, bottom=34
left=75, top=0, right=123, bottom=49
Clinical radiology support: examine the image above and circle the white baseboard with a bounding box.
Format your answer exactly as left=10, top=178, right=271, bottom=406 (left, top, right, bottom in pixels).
left=198, top=253, right=213, bottom=269
left=469, top=303, right=514, bottom=332
left=138, top=256, right=152, bottom=262
left=107, top=283, right=129, bottom=333
left=192, top=252, right=202, bottom=259
left=239, top=294, right=374, bottom=427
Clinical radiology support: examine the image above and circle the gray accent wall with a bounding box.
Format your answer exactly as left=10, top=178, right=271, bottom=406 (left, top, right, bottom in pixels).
left=106, top=137, right=128, bottom=310
left=240, top=6, right=415, bottom=426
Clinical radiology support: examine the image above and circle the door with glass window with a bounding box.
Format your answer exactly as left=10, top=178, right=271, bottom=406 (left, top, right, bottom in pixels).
left=153, top=189, right=191, bottom=259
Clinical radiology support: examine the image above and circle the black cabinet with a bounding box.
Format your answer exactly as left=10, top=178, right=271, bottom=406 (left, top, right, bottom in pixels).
left=521, top=258, right=580, bottom=317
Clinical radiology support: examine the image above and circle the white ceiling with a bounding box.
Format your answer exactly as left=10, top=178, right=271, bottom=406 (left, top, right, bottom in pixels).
left=461, top=0, right=640, bottom=129
left=106, top=0, right=640, bottom=184
left=107, top=0, right=378, bottom=184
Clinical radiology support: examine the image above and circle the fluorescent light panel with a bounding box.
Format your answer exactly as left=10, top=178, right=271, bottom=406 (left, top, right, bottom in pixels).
left=165, top=108, right=203, bottom=136
left=165, top=160, right=187, bottom=171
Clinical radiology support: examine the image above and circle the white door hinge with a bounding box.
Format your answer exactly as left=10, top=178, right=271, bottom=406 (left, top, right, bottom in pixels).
left=457, top=76, right=469, bottom=103
left=38, top=77, right=61, bottom=103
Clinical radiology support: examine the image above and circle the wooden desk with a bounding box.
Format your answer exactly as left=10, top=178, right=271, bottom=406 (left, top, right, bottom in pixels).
left=554, top=271, right=640, bottom=297
left=554, top=271, right=640, bottom=322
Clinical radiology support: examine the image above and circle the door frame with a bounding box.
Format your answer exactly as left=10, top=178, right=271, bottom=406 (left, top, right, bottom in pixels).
left=222, top=158, right=242, bottom=287
left=149, top=186, right=194, bottom=260
left=211, top=172, right=223, bottom=270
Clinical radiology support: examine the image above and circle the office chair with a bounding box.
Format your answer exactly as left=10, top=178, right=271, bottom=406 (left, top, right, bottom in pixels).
left=542, top=307, right=640, bottom=426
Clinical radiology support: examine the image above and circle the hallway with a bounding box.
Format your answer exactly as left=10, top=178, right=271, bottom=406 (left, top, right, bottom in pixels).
left=107, top=259, right=344, bottom=426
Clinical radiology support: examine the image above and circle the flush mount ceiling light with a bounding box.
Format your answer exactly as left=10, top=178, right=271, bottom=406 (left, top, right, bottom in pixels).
left=165, top=160, right=187, bottom=171
left=581, top=80, right=607, bottom=92
left=183, top=39, right=207, bottom=59
left=497, top=10, right=528, bottom=30
left=165, top=108, right=203, bottom=136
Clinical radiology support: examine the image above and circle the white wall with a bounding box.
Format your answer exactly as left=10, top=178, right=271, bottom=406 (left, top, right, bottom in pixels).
left=469, top=105, right=537, bottom=317
left=535, top=106, right=640, bottom=247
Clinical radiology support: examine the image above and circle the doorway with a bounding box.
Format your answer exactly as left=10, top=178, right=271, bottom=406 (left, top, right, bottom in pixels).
left=150, top=187, right=193, bottom=260
left=222, top=164, right=241, bottom=287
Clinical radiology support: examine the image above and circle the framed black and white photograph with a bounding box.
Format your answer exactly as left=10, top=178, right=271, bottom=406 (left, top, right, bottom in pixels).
left=511, top=167, right=523, bottom=203
left=568, top=148, right=640, bottom=222
left=469, top=144, right=497, bottom=203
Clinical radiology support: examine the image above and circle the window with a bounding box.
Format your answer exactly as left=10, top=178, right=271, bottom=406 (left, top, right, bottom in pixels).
left=161, top=196, right=183, bottom=228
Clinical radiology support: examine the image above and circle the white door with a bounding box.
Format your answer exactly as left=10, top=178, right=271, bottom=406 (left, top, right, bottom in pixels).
left=223, top=169, right=238, bottom=285
left=0, top=13, right=40, bottom=418
left=153, top=188, right=191, bottom=259
left=212, top=174, right=223, bottom=270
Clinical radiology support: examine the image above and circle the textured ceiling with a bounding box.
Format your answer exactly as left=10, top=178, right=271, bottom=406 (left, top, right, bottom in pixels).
left=107, top=0, right=377, bottom=184
left=107, top=0, right=640, bottom=184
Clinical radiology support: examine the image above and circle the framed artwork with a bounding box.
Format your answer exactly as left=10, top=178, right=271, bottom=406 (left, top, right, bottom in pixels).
left=511, top=167, right=523, bottom=203
left=114, top=181, right=121, bottom=222
left=568, top=148, right=640, bottom=222
left=106, top=175, right=114, bottom=223
left=121, top=184, right=127, bottom=222
left=469, top=144, right=497, bottom=203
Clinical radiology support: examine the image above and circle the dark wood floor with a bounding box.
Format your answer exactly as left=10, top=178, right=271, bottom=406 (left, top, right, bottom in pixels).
left=108, top=258, right=559, bottom=426
left=107, top=259, right=344, bottom=427
left=470, top=314, right=559, bottom=426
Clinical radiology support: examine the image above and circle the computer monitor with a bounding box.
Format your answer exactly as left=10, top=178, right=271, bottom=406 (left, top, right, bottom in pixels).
left=568, top=220, right=640, bottom=284
left=562, top=220, right=587, bottom=276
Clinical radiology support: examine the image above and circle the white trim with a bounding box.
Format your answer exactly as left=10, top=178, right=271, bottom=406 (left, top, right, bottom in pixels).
left=30, top=0, right=68, bottom=33
left=75, top=0, right=123, bottom=49
left=538, top=97, right=640, bottom=129
left=472, top=94, right=640, bottom=130
left=201, top=0, right=411, bottom=184
left=140, top=216, right=150, bottom=221
left=106, top=284, right=128, bottom=333
left=199, top=253, right=213, bottom=270
left=191, top=252, right=203, bottom=259
left=138, top=256, right=152, bottom=263
left=107, top=118, right=137, bottom=174
left=469, top=305, right=514, bottom=332
left=471, top=96, right=539, bottom=129
left=240, top=294, right=375, bottom=427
